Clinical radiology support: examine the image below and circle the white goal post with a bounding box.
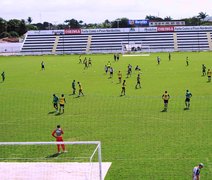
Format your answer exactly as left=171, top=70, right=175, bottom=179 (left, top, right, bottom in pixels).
left=121, top=41, right=150, bottom=56
left=0, top=141, right=103, bottom=180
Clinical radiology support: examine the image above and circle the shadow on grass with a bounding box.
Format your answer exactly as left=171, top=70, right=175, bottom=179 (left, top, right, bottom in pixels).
left=45, top=152, right=62, bottom=158
left=69, top=93, right=75, bottom=96
left=55, top=112, right=62, bottom=116
left=48, top=111, right=56, bottom=114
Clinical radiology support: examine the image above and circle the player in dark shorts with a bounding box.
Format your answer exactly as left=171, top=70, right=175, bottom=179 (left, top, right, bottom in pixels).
left=1, top=71, right=5, bottom=82
left=41, top=61, right=45, bottom=70
left=207, top=69, right=211, bottom=82
left=105, top=65, right=108, bottom=74
left=135, top=74, right=141, bottom=89
left=59, top=94, right=66, bottom=114
left=116, top=53, right=120, bottom=61
left=120, top=80, right=126, bottom=96
left=72, top=80, right=76, bottom=95
left=53, top=94, right=59, bottom=112
left=135, top=65, right=141, bottom=71
left=114, top=54, right=117, bottom=61
left=109, top=67, right=114, bottom=78
left=78, top=82, right=84, bottom=96
left=185, top=90, right=192, bottom=110
left=186, top=56, right=189, bottom=66
left=202, top=64, right=206, bottom=76
left=162, top=91, right=170, bottom=112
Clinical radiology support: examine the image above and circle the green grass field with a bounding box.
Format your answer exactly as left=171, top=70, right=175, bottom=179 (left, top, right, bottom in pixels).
left=0, top=52, right=212, bottom=179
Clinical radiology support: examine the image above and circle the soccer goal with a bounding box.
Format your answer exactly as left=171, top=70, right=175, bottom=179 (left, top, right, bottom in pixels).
left=122, top=42, right=150, bottom=56
left=0, top=141, right=111, bottom=180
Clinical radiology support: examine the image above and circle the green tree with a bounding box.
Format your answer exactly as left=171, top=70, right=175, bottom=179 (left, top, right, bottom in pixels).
left=27, top=17, right=32, bottom=24
left=197, top=12, right=208, bottom=20
left=111, top=18, right=129, bottom=28
left=0, top=18, right=7, bottom=34
left=64, top=19, right=80, bottom=28
left=43, top=22, right=52, bottom=30
left=102, top=19, right=111, bottom=28
left=0, top=32, right=10, bottom=38
left=7, top=19, right=21, bottom=33
left=145, top=15, right=163, bottom=21
left=9, top=31, right=19, bottom=37
left=18, top=19, right=27, bottom=35
left=164, top=16, right=172, bottom=21
left=26, top=24, right=38, bottom=31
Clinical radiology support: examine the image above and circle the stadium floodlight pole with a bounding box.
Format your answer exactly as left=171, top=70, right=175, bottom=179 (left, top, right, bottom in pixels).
left=116, top=19, right=121, bottom=28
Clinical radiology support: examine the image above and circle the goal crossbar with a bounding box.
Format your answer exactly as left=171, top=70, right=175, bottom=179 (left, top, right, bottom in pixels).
left=0, top=141, right=100, bottom=146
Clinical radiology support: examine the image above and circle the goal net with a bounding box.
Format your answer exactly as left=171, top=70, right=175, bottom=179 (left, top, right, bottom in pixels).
left=0, top=141, right=108, bottom=180
left=122, top=42, right=150, bottom=56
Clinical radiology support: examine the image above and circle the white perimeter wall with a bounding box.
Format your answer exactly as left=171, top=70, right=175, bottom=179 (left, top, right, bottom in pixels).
left=0, top=43, right=23, bottom=53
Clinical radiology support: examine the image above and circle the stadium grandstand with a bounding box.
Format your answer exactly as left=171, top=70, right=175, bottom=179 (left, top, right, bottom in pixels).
left=0, top=26, right=212, bottom=55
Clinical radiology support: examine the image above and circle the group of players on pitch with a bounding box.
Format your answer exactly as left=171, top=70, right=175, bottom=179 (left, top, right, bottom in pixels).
left=49, top=53, right=212, bottom=114
left=52, top=81, right=84, bottom=114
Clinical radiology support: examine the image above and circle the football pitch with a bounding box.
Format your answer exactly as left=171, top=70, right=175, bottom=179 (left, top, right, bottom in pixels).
left=0, top=52, right=212, bottom=179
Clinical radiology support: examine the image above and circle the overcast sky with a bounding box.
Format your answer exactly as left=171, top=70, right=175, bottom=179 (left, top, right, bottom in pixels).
left=1, top=0, right=212, bottom=24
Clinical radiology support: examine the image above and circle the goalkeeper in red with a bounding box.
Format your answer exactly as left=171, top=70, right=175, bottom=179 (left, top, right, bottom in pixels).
left=52, top=125, right=67, bottom=153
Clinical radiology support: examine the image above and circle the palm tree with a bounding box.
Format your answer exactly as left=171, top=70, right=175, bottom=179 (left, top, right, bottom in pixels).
left=27, top=17, right=32, bottom=24
left=197, top=12, right=208, bottom=20
left=164, top=16, right=172, bottom=21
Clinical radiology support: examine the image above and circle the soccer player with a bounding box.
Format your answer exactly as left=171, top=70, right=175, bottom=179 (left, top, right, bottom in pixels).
left=41, top=61, right=45, bottom=70
left=78, top=82, right=84, bottom=96
left=202, top=64, right=206, bottom=76
left=1, top=71, right=5, bottom=82
left=207, top=69, right=211, bottom=82
left=109, top=67, right=114, bottom=78
left=185, top=90, right=192, bottom=110
left=104, top=65, right=108, bottom=74
left=120, top=80, right=126, bottom=96
left=116, top=53, right=120, bottom=61
left=72, top=80, right=76, bottom=95
left=186, top=56, right=189, bottom=66
left=88, top=58, right=92, bottom=67
left=157, top=56, right=160, bottom=65
left=127, top=64, right=132, bottom=78
left=107, top=61, right=111, bottom=69
left=52, top=94, right=59, bottom=112
left=113, top=54, right=117, bottom=61
left=135, top=74, right=141, bottom=89
left=79, top=55, right=82, bottom=64
left=52, top=125, right=67, bottom=153
left=135, top=65, right=141, bottom=71
left=117, top=71, right=122, bottom=83
left=168, top=53, right=171, bottom=61
left=59, top=94, right=66, bottom=114
left=192, top=163, right=204, bottom=180
left=83, top=58, right=88, bottom=69
left=162, top=91, right=170, bottom=112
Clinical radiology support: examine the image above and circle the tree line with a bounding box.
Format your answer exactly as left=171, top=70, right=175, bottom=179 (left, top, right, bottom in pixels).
left=0, top=12, right=211, bottom=38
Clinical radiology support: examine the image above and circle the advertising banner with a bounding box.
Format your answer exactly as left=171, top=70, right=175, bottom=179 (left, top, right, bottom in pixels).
left=174, top=26, right=212, bottom=31
left=128, top=20, right=149, bottom=26
left=28, top=30, right=64, bottom=35
left=64, top=29, right=81, bottom=34
left=157, top=26, right=174, bottom=32
left=149, top=21, right=185, bottom=26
